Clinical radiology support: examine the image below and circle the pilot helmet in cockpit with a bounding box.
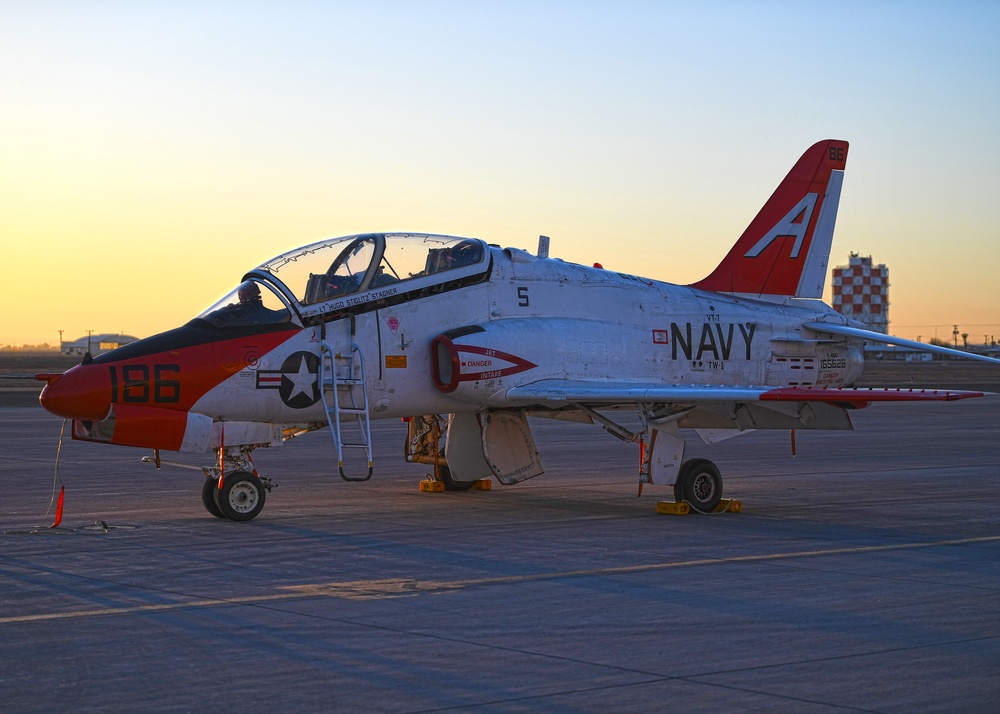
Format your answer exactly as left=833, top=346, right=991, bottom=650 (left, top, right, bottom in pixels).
left=238, top=281, right=262, bottom=304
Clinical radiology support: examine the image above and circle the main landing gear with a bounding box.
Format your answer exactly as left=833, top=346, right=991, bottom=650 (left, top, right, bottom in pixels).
left=672, top=459, right=724, bottom=513
left=630, top=416, right=737, bottom=515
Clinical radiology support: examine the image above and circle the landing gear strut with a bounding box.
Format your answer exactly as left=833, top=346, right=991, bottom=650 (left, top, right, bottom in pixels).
left=405, top=415, right=477, bottom=491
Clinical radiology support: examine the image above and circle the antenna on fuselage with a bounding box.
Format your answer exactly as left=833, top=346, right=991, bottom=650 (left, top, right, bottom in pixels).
left=537, top=235, right=550, bottom=258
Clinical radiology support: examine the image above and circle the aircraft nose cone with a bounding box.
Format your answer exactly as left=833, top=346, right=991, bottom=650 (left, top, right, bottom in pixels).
left=39, top=365, right=112, bottom=421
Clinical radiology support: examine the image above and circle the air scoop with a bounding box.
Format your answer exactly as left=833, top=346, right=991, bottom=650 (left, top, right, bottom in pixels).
left=38, top=365, right=112, bottom=421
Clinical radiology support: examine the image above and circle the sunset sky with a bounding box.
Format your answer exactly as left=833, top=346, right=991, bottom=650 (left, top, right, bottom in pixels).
left=2, top=1, right=998, bottom=346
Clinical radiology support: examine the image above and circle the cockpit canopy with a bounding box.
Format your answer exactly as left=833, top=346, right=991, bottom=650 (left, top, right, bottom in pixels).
left=260, top=233, right=487, bottom=307
left=197, top=233, right=489, bottom=327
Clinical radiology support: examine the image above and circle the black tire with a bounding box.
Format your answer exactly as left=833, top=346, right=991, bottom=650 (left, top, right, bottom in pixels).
left=437, top=464, right=477, bottom=492
left=201, top=478, right=226, bottom=518
left=214, top=471, right=266, bottom=521
left=675, top=459, right=723, bottom=513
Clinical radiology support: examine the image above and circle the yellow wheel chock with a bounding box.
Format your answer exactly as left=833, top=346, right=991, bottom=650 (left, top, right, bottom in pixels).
left=419, top=478, right=492, bottom=492
left=656, top=498, right=742, bottom=515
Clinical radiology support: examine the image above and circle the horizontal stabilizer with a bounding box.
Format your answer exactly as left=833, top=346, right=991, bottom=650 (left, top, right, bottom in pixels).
left=803, top=322, right=1000, bottom=365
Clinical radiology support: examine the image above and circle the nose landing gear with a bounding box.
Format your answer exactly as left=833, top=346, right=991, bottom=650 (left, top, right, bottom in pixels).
left=143, top=449, right=273, bottom=521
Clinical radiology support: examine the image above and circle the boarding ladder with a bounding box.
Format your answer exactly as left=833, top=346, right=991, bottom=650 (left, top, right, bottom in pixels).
left=319, top=341, right=373, bottom=481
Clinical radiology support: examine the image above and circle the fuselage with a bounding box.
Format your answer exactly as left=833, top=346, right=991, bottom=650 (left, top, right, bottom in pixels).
left=39, top=233, right=864, bottom=452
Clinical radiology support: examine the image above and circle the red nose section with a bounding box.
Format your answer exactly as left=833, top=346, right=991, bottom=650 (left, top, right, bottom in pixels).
left=39, top=364, right=112, bottom=421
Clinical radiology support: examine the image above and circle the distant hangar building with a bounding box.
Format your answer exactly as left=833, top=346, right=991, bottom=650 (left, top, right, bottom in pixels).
left=61, top=333, right=139, bottom=356
left=831, top=253, right=889, bottom=334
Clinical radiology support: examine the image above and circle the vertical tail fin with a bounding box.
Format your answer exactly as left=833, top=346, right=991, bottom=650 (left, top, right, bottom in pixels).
left=690, top=139, right=848, bottom=299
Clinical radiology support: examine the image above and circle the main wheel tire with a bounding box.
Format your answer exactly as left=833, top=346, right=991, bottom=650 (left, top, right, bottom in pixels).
left=436, top=464, right=477, bottom=492
left=675, top=459, right=723, bottom=513
left=201, top=478, right=226, bottom=518
left=214, top=471, right=266, bottom=521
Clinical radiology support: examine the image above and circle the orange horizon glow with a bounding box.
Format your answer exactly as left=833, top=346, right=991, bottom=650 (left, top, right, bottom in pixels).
left=2, top=3, right=997, bottom=347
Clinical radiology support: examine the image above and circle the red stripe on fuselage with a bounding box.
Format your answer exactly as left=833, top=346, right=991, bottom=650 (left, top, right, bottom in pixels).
left=40, top=327, right=299, bottom=421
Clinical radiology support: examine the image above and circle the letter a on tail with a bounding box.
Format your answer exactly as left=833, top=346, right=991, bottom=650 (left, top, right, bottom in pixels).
left=691, top=139, right=849, bottom=299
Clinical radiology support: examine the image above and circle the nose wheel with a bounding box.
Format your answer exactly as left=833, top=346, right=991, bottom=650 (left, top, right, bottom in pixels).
left=201, top=478, right=226, bottom=519
left=202, top=470, right=267, bottom=521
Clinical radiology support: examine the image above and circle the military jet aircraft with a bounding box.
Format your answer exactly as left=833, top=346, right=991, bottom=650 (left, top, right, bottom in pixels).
left=37, top=139, right=998, bottom=520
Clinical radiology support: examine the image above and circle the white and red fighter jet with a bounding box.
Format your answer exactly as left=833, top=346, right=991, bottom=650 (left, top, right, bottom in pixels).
left=37, top=140, right=998, bottom=520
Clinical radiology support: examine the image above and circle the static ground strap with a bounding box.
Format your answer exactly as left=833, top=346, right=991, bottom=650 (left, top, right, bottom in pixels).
left=51, top=487, right=65, bottom=528
left=46, top=419, right=67, bottom=529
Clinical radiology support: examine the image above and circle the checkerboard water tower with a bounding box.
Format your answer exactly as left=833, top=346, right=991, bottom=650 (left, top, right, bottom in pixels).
left=831, top=254, right=889, bottom=334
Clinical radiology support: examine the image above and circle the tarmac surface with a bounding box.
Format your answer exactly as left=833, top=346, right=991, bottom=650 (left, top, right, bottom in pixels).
left=1, top=367, right=999, bottom=712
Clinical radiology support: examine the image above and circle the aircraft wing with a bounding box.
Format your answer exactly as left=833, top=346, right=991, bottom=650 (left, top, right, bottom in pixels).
left=505, top=380, right=988, bottom=407
left=505, top=380, right=989, bottom=435
left=803, top=321, right=1000, bottom=365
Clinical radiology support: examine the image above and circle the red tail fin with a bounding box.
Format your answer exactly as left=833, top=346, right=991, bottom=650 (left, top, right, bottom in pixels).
left=691, top=140, right=848, bottom=298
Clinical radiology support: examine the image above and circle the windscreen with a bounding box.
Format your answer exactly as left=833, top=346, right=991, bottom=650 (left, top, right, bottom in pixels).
left=198, top=279, right=292, bottom=328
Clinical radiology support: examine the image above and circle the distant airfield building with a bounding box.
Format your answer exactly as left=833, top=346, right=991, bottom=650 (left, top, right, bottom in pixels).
left=831, top=253, right=889, bottom=334
left=61, top=333, right=139, bottom=356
